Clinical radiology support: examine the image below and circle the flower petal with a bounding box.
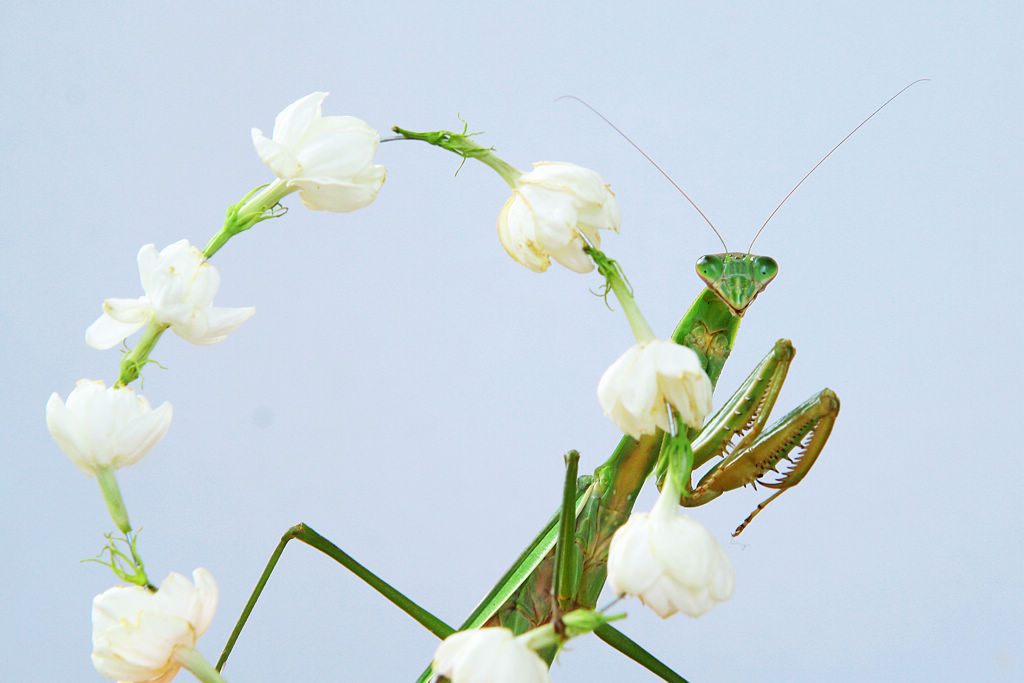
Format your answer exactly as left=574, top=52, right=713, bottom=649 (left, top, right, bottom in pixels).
left=547, top=237, right=595, bottom=273
left=46, top=392, right=92, bottom=475
left=526, top=162, right=607, bottom=202
left=289, top=170, right=385, bottom=212
left=252, top=128, right=301, bottom=178
left=171, top=305, right=256, bottom=345
left=85, top=311, right=147, bottom=350
left=650, top=515, right=714, bottom=589
left=272, top=91, right=328, bottom=148
left=497, top=196, right=550, bottom=272
left=47, top=380, right=171, bottom=475
left=294, top=116, right=380, bottom=178
left=252, top=93, right=386, bottom=213
left=496, top=161, right=617, bottom=273
left=190, top=568, right=219, bottom=637
left=91, top=569, right=218, bottom=682
left=607, top=513, right=661, bottom=596
left=598, top=340, right=713, bottom=436
left=111, top=400, right=173, bottom=469
left=136, top=243, right=160, bottom=291
left=608, top=485, right=733, bottom=619
left=433, top=628, right=550, bottom=683
left=101, top=297, right=154, bottom=325
left=186, top=261, right=221, bottom=309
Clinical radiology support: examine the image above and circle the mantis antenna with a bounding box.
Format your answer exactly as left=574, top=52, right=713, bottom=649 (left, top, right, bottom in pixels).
left=556, top=95, right=730, bottom=252
left=746, top=78, right=930, bottom=253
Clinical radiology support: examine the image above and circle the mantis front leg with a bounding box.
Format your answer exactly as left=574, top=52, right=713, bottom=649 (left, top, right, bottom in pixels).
left=681, top=339, right=840, bottom=535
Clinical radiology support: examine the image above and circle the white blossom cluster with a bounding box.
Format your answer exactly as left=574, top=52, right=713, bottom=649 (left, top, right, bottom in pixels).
left=47, top=92, right=733, bottom=683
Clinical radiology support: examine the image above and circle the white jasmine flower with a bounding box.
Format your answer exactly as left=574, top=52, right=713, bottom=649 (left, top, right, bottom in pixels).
left=497, top=162, right=620, bottom=273
left=252, top=91, right=386, bottom=212
left=92, top=569, right=218, bottom=683
left=46, top=379, right=172, bottom=476
left=85, top=239, right=255, bottom=349
left=433, top=627, right=550, bottom=683
left=597, top=339, right=712, bottom=437
left=607, top=481, right=734, bottom=618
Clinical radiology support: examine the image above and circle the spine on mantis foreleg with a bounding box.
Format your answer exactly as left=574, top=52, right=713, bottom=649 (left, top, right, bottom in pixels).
left=485, top=287, right=742, bottom=630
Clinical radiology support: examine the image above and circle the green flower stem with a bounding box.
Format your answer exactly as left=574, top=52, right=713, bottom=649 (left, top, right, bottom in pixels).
left=653, top=425, right=694, bottom=518
left=204, top=179, right=290, bottom=259
left=585, top=246, right=656, bottom=343
left=392, top=126, right=522, bottom=186
left=553, top=451, right=581, bottom=612
left=95, top=466, right=131, bottom=534
left=202, top=232, right=232, bottom=261
left=116, top=320, right=169, bottom=387
left=174, top=647, right=228, bottom=683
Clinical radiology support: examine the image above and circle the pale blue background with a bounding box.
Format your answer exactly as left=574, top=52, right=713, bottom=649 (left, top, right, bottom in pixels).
left=3, top=1, right=1021, bottom=681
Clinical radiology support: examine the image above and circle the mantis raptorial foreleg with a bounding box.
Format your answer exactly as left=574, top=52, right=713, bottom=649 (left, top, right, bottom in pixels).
left=679, top=338, right=840, bottom=535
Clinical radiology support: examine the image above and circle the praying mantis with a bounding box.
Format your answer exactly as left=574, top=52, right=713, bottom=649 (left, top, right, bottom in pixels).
left=217, top=81, right=925, bottom=681
left=433, top=82, right=923, bottom=649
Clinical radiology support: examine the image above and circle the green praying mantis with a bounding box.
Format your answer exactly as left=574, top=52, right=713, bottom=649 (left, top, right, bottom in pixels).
left=216, top=81, right=925, bottom=681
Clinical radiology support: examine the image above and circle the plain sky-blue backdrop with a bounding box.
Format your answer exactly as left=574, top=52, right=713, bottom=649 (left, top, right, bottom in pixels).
left=3, top=1, right=1021, bottom=681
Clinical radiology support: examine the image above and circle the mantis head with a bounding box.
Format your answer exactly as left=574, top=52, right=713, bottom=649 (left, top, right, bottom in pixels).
left=696, top=253, right=778, bottom=316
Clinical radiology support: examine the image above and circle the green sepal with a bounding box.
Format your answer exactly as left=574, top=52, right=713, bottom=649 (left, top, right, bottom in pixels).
left=83, top=529, right=152, bottom=589
left=392, top=124, right=521, bottom=185
left=203, top=181, right=289, bottom=259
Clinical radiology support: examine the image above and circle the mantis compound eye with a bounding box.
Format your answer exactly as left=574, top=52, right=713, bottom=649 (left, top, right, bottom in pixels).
left=751, top=256, right=778, bottom=284
left=696, top=254, right=724, bottom=281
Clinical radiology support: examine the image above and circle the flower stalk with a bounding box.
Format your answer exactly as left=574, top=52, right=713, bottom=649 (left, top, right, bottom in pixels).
left=95, top=466, right=131, bottom=534
left=203, top=181, right=289, bottom=259
left=116, top=320, right=168, bottom=387
left=585, top=244, right=655, bottom=343
left=657, top=420, right=694, bottom=506
left=392, top=125, right=521, bottom=185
